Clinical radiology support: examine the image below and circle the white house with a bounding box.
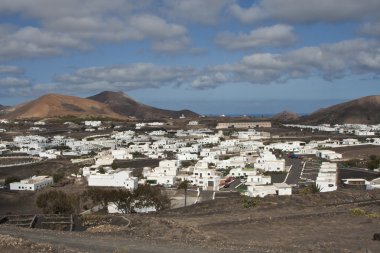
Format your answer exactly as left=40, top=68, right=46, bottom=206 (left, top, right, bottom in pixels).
left=112, top=149, right=133, bottom=160
left=84, top=121, right=102, bottom=127
left=10, top=176, right=53, bottom=191
left=316, top=162, right=338, bottom=192
left=246, top=183, right=292, bottom=198
left=186, top=167, right=221, bottom=191
left=144, top=160, right=179, bottom=186
left=176, top=153, right=198, bottom=161
left=87, top=170, right=138, bottom=190
left=188, top=121, right=199, bottom=126
left=246, top=174, right=272, bottom=185
left=316, top=150, right=342, bottom=160
left=229, top=167, right=257, bottom=178
left=254, top=151, right=285, bottom=172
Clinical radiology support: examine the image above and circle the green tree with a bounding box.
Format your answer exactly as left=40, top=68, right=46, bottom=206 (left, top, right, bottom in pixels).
left=52, top=172, right=64, bottom=183
left=133, top=184, right=170, bottom=211
left=109, top=189, right=134, bottom=214
left=36, top=190, right=75, bottom=214
left=5, top=176, right=20, bottom=185
left=83, top=187, right=113, bottom=208
left=98, top=166, right=106, bottom=174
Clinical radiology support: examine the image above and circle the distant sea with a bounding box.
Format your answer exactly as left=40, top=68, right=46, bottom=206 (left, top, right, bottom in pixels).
left=205, top=113, right=309, bottom=117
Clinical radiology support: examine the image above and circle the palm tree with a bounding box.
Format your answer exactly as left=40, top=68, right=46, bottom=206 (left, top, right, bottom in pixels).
left=178, top=180, right=190, bottom=207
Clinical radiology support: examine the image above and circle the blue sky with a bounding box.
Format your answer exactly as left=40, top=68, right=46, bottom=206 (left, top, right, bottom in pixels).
left=0, top=0, right=380, bottom=115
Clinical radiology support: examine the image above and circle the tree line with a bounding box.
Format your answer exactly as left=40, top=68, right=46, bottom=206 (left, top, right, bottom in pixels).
left=36, top=184, right=170, bottom=214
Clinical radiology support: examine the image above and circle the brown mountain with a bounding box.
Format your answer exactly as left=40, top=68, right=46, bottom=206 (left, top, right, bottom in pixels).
left=4, top=93, right=127, bottom=120
left=300, top=95, right=380, bottom=124
left=88, top=91, right=198, bottom=119
left=272, top=110, right=300, bottom=123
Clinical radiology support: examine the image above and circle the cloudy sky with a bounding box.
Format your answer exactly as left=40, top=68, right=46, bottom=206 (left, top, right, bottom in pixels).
left=0, top=0, right=380, bottom=115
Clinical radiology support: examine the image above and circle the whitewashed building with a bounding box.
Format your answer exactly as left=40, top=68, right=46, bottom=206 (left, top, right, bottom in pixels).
left=316, top=162, right=338, bottom=192
left=88, top=170, right=138, bottom=190
left=246, top=183, right=292, bottom=197
left=10, top=176, right=53, bottom=191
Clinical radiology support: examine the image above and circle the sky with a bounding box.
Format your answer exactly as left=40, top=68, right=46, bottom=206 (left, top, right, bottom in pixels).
left=0, top=0, right=380, bottom=115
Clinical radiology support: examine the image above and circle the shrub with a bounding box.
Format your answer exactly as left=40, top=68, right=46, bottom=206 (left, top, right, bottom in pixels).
left=349, top=208, right=366, bottom=216
left=242, top=196, right=261, bottom=208
left=5, top=176, right=20, bottom=185
left=367, top=213, right=380, bottom=219
left=300, top=183, right=321, bottom=194
left=36, top=190, right=77, bottom=214
left=52, top=172, right=65, bottom=183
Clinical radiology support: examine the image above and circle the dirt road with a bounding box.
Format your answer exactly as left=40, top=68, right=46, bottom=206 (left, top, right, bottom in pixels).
left=0, top=225, right=220, bottom=253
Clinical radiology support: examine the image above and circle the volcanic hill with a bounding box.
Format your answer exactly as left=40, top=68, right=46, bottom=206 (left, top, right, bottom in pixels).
left=88, top=91, right=198, bottom=119
left=4, top=93, right=126, bottom=120
left=300, top=95, right=380, bottom=124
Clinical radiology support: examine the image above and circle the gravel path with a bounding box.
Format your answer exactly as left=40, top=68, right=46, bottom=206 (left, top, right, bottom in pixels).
left=0, top=225, right=220, bottom=253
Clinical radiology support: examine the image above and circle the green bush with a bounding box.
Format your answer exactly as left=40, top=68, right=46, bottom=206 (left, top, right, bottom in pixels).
left=5, top=176, right=20, bottom=185
left=349, top=208, right=366, bottom=216
left=36, top=190, right=77, bottom=214
left=241, top=196, right=261, bottom=208
left=52, top=172, right=65, bottom=183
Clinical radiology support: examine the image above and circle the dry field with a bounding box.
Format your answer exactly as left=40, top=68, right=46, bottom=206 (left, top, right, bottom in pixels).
left=2, top=189, right=380, bottom=252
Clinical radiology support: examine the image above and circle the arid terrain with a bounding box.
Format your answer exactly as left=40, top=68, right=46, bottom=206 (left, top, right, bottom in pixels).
left=1, top=189, right=380, bottom=253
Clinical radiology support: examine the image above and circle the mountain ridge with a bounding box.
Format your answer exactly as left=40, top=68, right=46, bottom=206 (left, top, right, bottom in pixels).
left=3, top=93, right=127, bottom=120
left=299, top=95, right=380, bottom=124
left=87, top=91, right=198, bottom=119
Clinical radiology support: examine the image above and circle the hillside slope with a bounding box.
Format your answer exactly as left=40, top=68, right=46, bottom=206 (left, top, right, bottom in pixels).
left=300, top=95, right=380, bottom=124
left=88, top=91, right=198, bottom=119
left=4, top=93, right=126, bottom=120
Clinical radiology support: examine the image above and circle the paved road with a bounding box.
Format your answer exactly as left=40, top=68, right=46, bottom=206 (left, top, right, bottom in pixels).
left=0, top=225, right=219, bottom=253
left=285, top=158, right=303, bottom=185
left=339, top=167, right=380, bottom=181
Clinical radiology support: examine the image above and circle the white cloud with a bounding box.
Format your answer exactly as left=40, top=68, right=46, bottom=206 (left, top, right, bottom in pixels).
left=360, top=21, right=380, bottom=37
left=230, top=0, right=380, bottom=23
left=0, top=65, right=24, bottom=75
left=0, top=77, right=30, bottom=87
left=54, top=63, right=197, bottom=92
left=163, top=0, right=232, bottom=25
left=0, top=1, right=191, bottom=60
left=193, top=39, right=380, bottom=88
left=0, top=26, right=89, bottom=61
left=216, top=24, right=297, bottom=50
left=229, top=3, right=267, bottom=24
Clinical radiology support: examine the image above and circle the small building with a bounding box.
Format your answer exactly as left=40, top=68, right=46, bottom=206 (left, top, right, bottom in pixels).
left=188, top=121, right=199, bottom=126
left=316, top=150, right=342, bottom=160
left=84, top=121, right=102, bottom=127
left=10, top=176, right=53, bottom=191
left=316, top=162, right=338, bottom=192
left=88, top=170, right=138, bottom=190
left=246, top=183, right=292, bottom=197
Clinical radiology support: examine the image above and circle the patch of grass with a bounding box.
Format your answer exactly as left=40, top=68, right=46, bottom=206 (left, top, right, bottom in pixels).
left=236, top=184, right=247, bottom=193
left=241, top=196, right=261, bottom=209
left=366, top=213, right=380, bottom=219
left=349, top=208, right=380, bottom=218
left=113, top=247, right=129, bottom=253
left=349, top=208, right=366, bottom=216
